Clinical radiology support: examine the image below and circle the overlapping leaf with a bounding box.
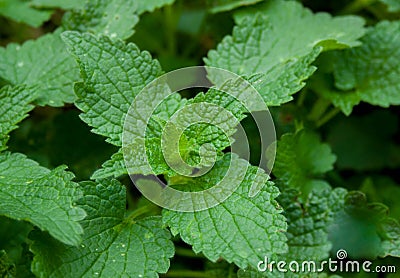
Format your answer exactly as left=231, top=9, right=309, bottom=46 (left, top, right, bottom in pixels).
left=162, top=154, right=287, bottom=269
left=205, top=0, right=365, bottom=106
left=62, top=0, right=139, bottom=40
left=0, top=86, right=35, bottom=152
left=0, top=33, right=80, bottom=106
left=0, top=152, right=86, bottom=246
left=334, top=20, right=400, bottom=107
left=273, top=130, right=336, bottom=193
left=31, top=179, right=174, bottom=277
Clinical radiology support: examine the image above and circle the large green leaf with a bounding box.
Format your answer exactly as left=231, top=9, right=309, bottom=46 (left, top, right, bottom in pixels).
left=334, top=21, right=400, bottom=107
left=0, top=152, right=85, bottom=246
left=0, top=33, right=80, bottom=106
left=162, top=154, right=287, bottom=269
left=31, top=179, right=174, bottom=277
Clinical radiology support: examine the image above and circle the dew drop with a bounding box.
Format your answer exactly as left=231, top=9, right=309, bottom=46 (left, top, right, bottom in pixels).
left=94, top=272, right=99, bottom=275
left=17, top=62, right=24, bottom=67
left=112, top=259, right=116, bottom=263
left=121, top=253, right=126, bottom=256
left=110, top=33, right=117, bottom=38
left=81, top=244, right=85, bottom=248
left=121, top=244, right=126, bottom=248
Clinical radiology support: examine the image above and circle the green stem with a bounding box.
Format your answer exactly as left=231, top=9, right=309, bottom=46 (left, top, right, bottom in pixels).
left=163, top=270, right=208, bottom=278
left=316, top=107, right=341, bottom=127
left=164, top=4, right=177, bottom=55
left=308, top=97, right=331, bottom=122
left=127, top=205, right=152, bottom=221
left=297, top=89, right=307, bottom=107
left=340, top=0, right=377, bottom=14
left=175, top=247, right=204, bottom=258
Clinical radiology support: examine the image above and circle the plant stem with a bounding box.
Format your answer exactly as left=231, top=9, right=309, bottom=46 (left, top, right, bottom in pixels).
left=127, top=205, right=152, bottom=221
left=164, top=4, right=176, bottom=55
left=316, top=107, right=341, bottom=127
left=163, top=270, right=208, bottom=278
left=308, top=97, right=331, bottom=122
left=340, top=0, right=377, bottom=14
left=174, top=247, right=204, bottom=258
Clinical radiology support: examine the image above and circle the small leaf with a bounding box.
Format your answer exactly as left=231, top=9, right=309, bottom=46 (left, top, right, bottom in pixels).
left=273, top=130, right=336, bottom=193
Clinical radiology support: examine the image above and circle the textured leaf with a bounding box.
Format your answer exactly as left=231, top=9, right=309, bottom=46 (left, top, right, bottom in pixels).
left=136, top=0, right=175, bottom=14
left=277, top=187, right=346, bottom=262
left=31, top=179, right=174, bottom=277
left=0, top=0, right=52, bottom=27
left=162, top=154, right=287, bottom=269
left=62, top=0, right=138, bottom=40
left=62, top=31, right=163, bottom=146
left=0, top=33, right=80, bottom=106
left=273, top=131, right=336, bottom=192
left=207, top=0, right=263, bottom=13
left=246, top=48, right=320, bottom=106
left=334, top=21, right=400, bottom=107
left=0, top=152, right=86, bottom=246
left=31, top=0, right=83, bottom=9
left=207, top=0, right=364, bottom=74
left=238, top=187, right=347, bottom=277
left=381, top=218, right=400, bottom=257
left=91, top=151, right=126, bottom=179
left=0, top=86, right=35, bottom=152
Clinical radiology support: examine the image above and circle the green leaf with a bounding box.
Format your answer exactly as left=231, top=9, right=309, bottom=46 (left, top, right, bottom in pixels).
left=0, top=33, right=80, bottom=106
left=62, top=0, right=139, bottom=40
left=277, top=187, right=346, bottom=262
left=206, top=0, right=264, bottom=13
left=162, top=154, right=287, bottom=269
left=329, top=191, right=400, bottom=259
left=91, top=151, right=126, bottom=179
left=239, top=186, right=347, bottom=277
left=334, top=21, right=400, bottom=107
left=0, top=250, right=16, bottom=278
left=246, top=48, right=320, bottom=106
left=136, top=0, right=175, bottom=14
left=326, top=110, right=400, bottom=171
left=0, top=152, right=86, bottom=246
left=31, top=179, right=174, bottom=277
left=309, top=73, right=360, bottom=116
left=381, top=218, right=400, bottom=257
left=0, top=86, right=35, bottom=152
left=61, top=31, right=163, bottom=146
left=207, top=0, right=364, bottom=74
left=31, top=0, right=84, bottom=9
left=273, top=130, right=336, bottom=193
left=0, top=0, right=52, bottom=27
left=380, top=0, right=400, bottom=12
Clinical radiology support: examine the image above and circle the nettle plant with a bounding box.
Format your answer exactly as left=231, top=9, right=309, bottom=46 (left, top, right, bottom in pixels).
left=1, top=0, right=400, bottom=277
